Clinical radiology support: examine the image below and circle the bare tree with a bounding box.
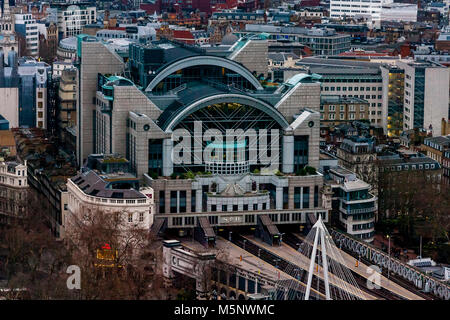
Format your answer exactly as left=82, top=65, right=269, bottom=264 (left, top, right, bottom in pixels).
left=65, top=208, right=164, bottom=299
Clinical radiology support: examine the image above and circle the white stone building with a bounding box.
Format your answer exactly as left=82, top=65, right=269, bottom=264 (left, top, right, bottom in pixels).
left=330, top=0, right=394, bottom=28
left=397, top=60, right=450, bottom=137
left=66, top=170, right=154, bottom=239
left=49, top=4, right=96, bottom=38
left=14, top=13, right=39, bottom=57
left=0, top=160, right=28, bottom=223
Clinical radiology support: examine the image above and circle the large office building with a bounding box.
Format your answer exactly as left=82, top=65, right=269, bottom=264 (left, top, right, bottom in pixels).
left=397, top=60, right=449, bottom=137
left=240, top=25, right=351, bottom=56
left=381, top=64, right=404, bottom=137
left=0, top=53, right=51, bottom=129
left=329, top=0, right=394, bottom=28
left=298, top=58, right=384, bottom=127
left=49, top=2, right=97, bottom=39
left=14, top=13, right=39, bottom=57
left=76, top=36, right=332, bottom=244
left=325, top=166, right=376, bottom=242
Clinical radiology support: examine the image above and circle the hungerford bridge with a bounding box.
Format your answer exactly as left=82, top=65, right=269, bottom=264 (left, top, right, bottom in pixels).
left=161, top=216, right=449, bottom=300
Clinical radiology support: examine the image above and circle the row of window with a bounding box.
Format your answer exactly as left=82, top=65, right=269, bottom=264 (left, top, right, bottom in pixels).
left=352, top=222, right=374, bottom=231
left=322, top=105, right=366, bottom=112
left=211, top=203, right=267, bottom=212
left=127, top=212, right=146, bottom=223
left=170, top=212, right=326, bottom=226
left=379, top=163, right=437, bottom=171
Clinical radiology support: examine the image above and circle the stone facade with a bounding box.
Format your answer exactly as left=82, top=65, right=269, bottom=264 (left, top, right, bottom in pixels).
left=77, top=41, right=124, bottom=166
left=230, top=39, right=268, bottom=78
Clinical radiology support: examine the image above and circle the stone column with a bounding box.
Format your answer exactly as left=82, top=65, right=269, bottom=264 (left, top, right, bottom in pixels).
left=276, top=187, right=283, bottom=210
left=162, top=138, right=173, bottom=177
left=196, top=189, right=202, bottom=213
left=300, top=187, right=304, bottom=209
left=186, top=190, right=192, bottom=213
left=282, top=134, right=294, bottom=173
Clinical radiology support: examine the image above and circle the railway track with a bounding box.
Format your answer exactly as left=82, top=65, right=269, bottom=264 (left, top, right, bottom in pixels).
left=354, top=250, right=435, bottom=300
left=229, top=233, right=367, bottom=300
left=282, top=233, right=403, bottom=300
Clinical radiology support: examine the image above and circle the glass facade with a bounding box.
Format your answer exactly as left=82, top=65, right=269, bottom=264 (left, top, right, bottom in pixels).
left=148, top=139, right=163, bottom=176
left=386, top=69, right=404, bottom=137
left=172, top=102, right=282, bottom=174
left=294, top=136, right=308, bottom=172
left=413, top=68, right=425, bottom=129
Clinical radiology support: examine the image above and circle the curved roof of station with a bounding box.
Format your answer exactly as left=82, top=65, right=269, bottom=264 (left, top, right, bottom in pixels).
left=144, top=55, right=264, bottom=92
left=158, top=83, right=289, bottom=132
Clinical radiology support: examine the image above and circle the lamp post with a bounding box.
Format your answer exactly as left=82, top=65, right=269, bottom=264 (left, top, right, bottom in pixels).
left=243, top=239, right=247, bottom=251
left=258, top=248, right=262, bottom=258
left=387, top=234, right=391, bottom=279
left=229, top=231, right=233, bottom=241
left=280, top=233, right=285, bottom=245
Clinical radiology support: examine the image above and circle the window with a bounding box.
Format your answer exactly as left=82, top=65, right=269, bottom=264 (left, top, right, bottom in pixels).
left=303, top=187, right=310, bottom=209
left=184, top=216, right=195, bottom=225
left=314, top=186, right=319, bottom=208
left=38, top=92, right=43, bottom=98
left=172, top=217, right=182, bottom=226
left=245, top=215, right=255, bottom=223
left=222, top=205, right=227, bottom=212
left=128, top=213, right=133, bottom=223
left=253, top=203, right=258, bottom=210
left=139, top=212, right=144, bottom=222
left=211, top=205, right=216, bottom=212
left=179, top=191, right=186, bottom=213
left=294, top=187, right=301, bottom=209
left=170, top=191, right=177, bottom=213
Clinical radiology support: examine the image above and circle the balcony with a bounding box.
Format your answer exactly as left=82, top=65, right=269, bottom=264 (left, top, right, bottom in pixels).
left=340, top=203, right=377, bottom=215
left=342, top=193, right=377, bottom=205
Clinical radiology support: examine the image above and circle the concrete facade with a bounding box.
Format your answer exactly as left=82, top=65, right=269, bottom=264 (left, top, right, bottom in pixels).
left=398, top=61, right=450, bottom=137
left=77, top=40, right=125, bottom=166
left=0, top=87, right=19, bottom=128
left=230, top=39, right=268, bottom=78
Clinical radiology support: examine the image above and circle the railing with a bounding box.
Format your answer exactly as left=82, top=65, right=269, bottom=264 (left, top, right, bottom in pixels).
left=330, top=227, right=450, bottom=300
left=68, top=181, right=150, bottom=207
left=205, top=160, right=250, bottom=175
left=340, top=204, right=377, bottom=215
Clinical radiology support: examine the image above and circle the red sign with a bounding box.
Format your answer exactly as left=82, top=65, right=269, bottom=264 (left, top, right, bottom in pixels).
left=102, top=243, right=111, bottom=250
